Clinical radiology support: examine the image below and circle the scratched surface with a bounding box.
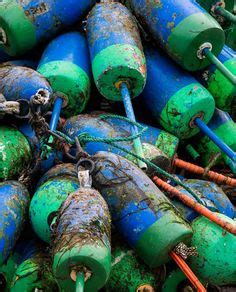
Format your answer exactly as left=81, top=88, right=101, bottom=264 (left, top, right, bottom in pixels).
left=0, top=181, right=30, bottom=266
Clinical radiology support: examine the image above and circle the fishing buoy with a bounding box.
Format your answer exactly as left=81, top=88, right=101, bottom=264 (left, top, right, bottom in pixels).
left=173, top=179, right=235, bottom=222
left=196, top=0, right=235, bottom=27
left=0, top=181, right=30, bottom=265
left=162, top=269, right=189, bottom=292
left=52, top=161, right=111, bottom=291
left=0, top=0, right=96, bottom=56
left=105, top=241, right=160, bottom=292
left=11, top=248, right=57, bottom=291
left=188, top=215, right=236, bottom=285
left=197, top=45, right=236, bottom=111
left=0, top=239, right=40, bottom=291
left=62, top=113, right=179, bottom=171
left=143, top=48, right=236, bottom=163
left=92, top=151, right=193, bottom=267
left=128, top=0, right=225, bottom=71
left=38, top=31, right=91, bottom=121
left=195, top=108, right=236, bottom=172
left=0, top=65, right=52, bottom=115
left=0, top=126, right=32, bottom=179
left=87, top=2, right=147, bottom=169
left=30, top=163, right=79, bottom=243
left=142, top=48, right=215, bottom=139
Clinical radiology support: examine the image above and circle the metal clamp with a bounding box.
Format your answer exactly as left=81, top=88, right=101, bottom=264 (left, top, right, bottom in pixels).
left=76, top=158, right=95, bottom=188
left=174, top=242, right=198, bottom=260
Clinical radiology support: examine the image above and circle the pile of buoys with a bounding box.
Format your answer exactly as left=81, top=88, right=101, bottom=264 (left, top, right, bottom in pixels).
left=0, top=0, right=236, bottom=291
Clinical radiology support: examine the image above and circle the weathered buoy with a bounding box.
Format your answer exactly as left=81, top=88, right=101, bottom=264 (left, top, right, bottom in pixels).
left=188, top=215, right=236, bottom=285
left=196, top=0, right=235, bottom=28
left=195, top=108, right=236, bottom=171
left=11, top=247, right=57, bottom=291
left=0, top=0, right=96, bottom=56
left=30, top=163, right=79, bottom=243
left=173, top=179, right=235, bottom=222
left=0, top=181, right=29, bottom=265
left=52, top=162, right=111, bottom=291
left=143, top=48, right=236, bottom=163
left=0, top=239, right=40, bottom=292
left=62, top=113, right=179, bottom=171
left=38, top=31, right=91, bottom=119
left=197, top=45, right=236, bottom=111
left=0, top=65, right=52, bottom=114
left=105, top=241, right=160, bottom=292
left=128, top=0, right=225, bottom=71
left=0, top=126, right=32, bottom=180
left=142, top=48, right=215, bottom=139
left=87, top=2, right=147, bottom=169
left=162, top=269, right=188, bottom=292
left=92, top=151, right=193, bottom=268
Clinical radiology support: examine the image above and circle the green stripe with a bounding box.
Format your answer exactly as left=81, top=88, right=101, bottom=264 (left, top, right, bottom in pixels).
left=0, top=0, right=36, bottom=56
left=168, top=12, right=225, bottom=71
left=135, top=211, right=193, bottom=268
left=92, top=44, right=146, bottom=101
left=38, top=61, right=91, bottom=117
left=159, top=83, right=215, bottom=139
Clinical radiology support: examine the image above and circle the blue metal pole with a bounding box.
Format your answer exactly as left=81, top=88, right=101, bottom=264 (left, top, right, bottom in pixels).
left=120, top=82, right=147, bottom=170
left=49, top=97, right=63, bottom=131
left=195, top=117, right=236, bottom=162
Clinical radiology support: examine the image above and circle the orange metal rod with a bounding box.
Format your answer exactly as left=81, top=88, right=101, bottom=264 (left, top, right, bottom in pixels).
left=170, top=251, right=206, bottom=292
left=153, top=176, right=236, bottom=235
left=174, top=158, right=236, bottom=187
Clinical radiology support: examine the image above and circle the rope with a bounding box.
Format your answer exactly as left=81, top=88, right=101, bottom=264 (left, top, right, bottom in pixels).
left=75, top=133, right=203, bottom=203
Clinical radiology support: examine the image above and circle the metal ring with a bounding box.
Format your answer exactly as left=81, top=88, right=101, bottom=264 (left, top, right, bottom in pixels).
left=76, top=158, right=95, bottom=175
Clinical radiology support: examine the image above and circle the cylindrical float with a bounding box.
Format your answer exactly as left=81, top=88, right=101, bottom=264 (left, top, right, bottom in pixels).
left=0, top=239, right=40, bottom=291
left=142, top=48, right=215, bottom=139
left=162, top=269, right=189, bottom=292
left=188, top=215, right=236, bottom=285
left=52, top=185, right=111, bottom=291
left=11, top=247, right=57, bottom=291
left=0, top=65, right=52, bottom=114
left=195, top=108, right=236, bottom=170
left=30, top=163, right=79, bottom=243
left=105, top=241, right=160, bottom=292
left=128, top=0, right=225, bottom=71
left=38, top=31, right=91, bottom=118
left=0, top=0, right=96, bottom=56
left=62, top=113, right=179, bottom=170
left=197, top=45, right=236, bottom=111
left=87, top=2, right=147, bottom=168
left=87, top=2, right=146, bottom=101
left=196, top=0, right=235, bottom=28
left=92, top=151, right=193, bottom=268
left=172, top=179, right=235, bottom=222
left=0, top=181, right=29, bottom=265
left=0, top=126, right=32, bottom=180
